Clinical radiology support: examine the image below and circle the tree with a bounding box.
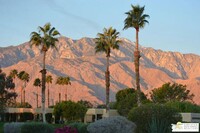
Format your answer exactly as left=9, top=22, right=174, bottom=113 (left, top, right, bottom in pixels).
left=78, top=100, right=93, bottom=108
left=0, top=69, right=17, bottom=113
left=56, top=76, right=71, bottom=102
left=150, top=82, right=194, bottom=103
left=53, top=101, right=87, bottom=122
left=115, top=88, right=149, bottom=116
left=33, top=78, right=41, bottom=108
left=124, top=5, right=149, bottom=106
left=46, top=75, right=53, bottom=107
left=17, top=71, right=29, bottom=104
left=9, top=69, right=18, bottom=103
left=95, top=27, right=121, bottom=111
left=30, top=23, right=60, bottom=122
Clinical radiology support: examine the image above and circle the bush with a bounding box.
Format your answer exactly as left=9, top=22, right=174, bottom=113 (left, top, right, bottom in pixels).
left=4, top=122, right=24, bottom=133
left=165, top=101, right=200, bottom=113
left=20, top=122, right=54, bottom=133
left=68, top=122, right=89, bottom=133
left=55, top=126, right=78, bottom=133
left=128, top=104, right=181, bottom=133
left=87, top=116, right=136, bottom=133
left=115, top=88, right=149, bottom=116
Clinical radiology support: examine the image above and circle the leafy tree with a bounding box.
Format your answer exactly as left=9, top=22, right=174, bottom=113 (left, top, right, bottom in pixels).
left=95, top=27, right=121, bottom=111
left=17, top=71, right=29, bottom=104
left=124, top=5, right=149, bottom=106
left=150, top=82, right=194, bottom=103
left=78, top=100, right=93, bottom=108
left=53, top=101, right=87, bottom=122
left=0, top=69, right=17, bottom=112
left=115, top=88, right=149, bottom=116
left=33, top=78, right=41, bottom=108
left=46, top=75, right=53, bottom=107
left=30, top=23, right=60, bottom=122
left=56, top=76, right=71, bottom=102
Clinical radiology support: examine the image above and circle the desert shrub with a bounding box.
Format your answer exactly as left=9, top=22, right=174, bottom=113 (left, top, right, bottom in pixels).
left=55, top=126, right=78, bottom=133
left=4, top=122, right=24, bottom=133
left=128, top=104, right=181, bottom=133
left=87, top=116, right=136, bottom=133
left=68, top=122, right=89, bottom=133
left=165, top=101, right=200, bottom=113
left=20, top=122, right=54, bottom=133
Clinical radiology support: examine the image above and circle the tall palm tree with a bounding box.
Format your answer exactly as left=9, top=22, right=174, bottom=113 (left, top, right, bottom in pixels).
left=30, top=23, right=60, bottom=122
left=33, top=78, right=41, bottom=108
left=124, top=5, right=149, bottom=106
left=56, top=77, right=62, bottom=103
left=56, top=76, right=71, bottom=102
left=17, top=71, right=30, bottom=104
left=46, top=75, right=53, bottom=107
left=95, top=27, right=121, bottom=111
left=9, top=69, right=18, bottom=103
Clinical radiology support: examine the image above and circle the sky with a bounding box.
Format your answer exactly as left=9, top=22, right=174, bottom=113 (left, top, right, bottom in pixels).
left=0, top=0, right=200, bottom=55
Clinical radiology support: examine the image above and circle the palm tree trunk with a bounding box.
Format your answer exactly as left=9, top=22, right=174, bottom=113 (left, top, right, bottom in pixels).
left=59, top=93, right=61, bottom=103
left=36, top=93, right=38, bottom=108
left=23, top=89, right=25, bottom=103
left=21, top=87, right=23, bottom=104
left=134, top=28, right=141, bottom=106
left=41, top=51, right=46, bottom=123
left=48, top=88, right=49, bottom=107
left=105, top=54, right=110, bottom=111
left=65, top=88, right=68, bottom=101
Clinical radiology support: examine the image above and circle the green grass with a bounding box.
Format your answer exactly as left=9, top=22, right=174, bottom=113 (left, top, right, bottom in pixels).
left=0, top=122, right=5, bottom=133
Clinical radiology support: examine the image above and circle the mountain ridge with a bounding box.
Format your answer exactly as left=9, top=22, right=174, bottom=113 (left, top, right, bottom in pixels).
left=1, top=36, right=200, bottom=107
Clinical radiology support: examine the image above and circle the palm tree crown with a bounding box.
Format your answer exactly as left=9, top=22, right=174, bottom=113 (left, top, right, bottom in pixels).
left=95, top=27, right=121, bottom=57
left=33, top=78, right=41, bottom=87
left=124, top=5, right=149, bottom=31
left=30, top=23, right=60, bottom=52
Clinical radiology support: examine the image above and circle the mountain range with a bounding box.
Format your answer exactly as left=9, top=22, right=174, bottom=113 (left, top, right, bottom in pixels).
left=1, top=37, right=200, bottom=107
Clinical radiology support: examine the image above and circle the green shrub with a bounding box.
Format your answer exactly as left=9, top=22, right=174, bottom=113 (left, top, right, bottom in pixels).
left=4, top=122, right=24, bottom=133
left=68, top=122, right=89, bottom=133
left=128, top=104, right=181, bottom=133
left=165, top=101, right=200, bottom=113
left=87, top=116, right=136, bottom=133
left=20, top=122, right=54, bottom=133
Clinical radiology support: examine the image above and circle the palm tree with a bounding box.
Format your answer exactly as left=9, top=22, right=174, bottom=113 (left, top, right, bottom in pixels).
left=46, top=75, right=53, bottom=107
left=56, top=76, right=71, bottom=102
left=56, top=77, right=62, bottom=103
left=17, top=71, right=30, bottom=104
left=95, top=27, right=121, bottom=111
left=124, top=5, right=149, bottom=106
left=30, top=23, right=60, bottom=122
left=33, top=78, right=41, bottom=108
left=9, top=69, right=18, bottom=103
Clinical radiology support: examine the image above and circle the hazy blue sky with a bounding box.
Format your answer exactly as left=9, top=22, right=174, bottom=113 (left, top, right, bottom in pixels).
left=1, top=0, right=200, bottom=55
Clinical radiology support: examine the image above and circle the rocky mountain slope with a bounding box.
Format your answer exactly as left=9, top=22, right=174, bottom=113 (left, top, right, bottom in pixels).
left=1, top=37, right=200, bottom=107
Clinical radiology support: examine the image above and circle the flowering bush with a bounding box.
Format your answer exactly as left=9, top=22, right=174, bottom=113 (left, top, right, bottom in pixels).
left=55, top=126, right=78, bottom=133
left=87, top=116, right=136, bottom=133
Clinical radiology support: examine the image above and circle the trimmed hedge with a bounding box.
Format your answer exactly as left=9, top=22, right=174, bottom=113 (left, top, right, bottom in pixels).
left=20, top=122, right=54, bottom=133
left=68, top=122, right=89, bottom=133
left=4, top=122, right=24, bottom=133
left=165, top=101, right=200, bottom=113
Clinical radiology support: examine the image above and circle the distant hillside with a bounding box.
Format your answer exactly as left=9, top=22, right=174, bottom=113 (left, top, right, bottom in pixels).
left=1, top=37, right=200, bottom=107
